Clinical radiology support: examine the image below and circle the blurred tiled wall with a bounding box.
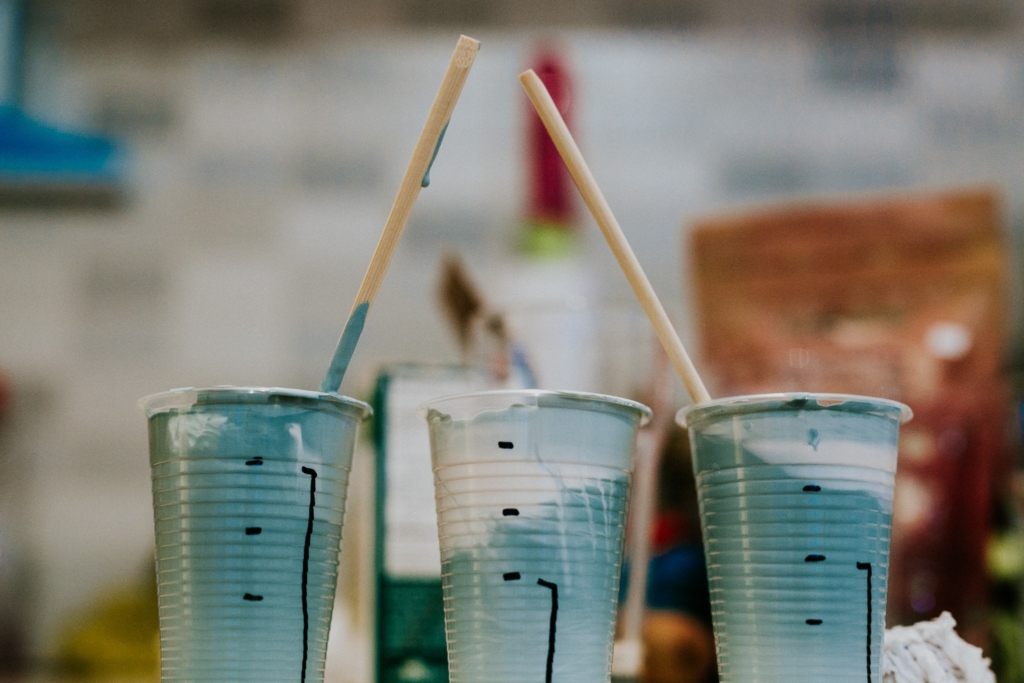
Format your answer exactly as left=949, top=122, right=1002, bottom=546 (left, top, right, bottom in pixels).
left=4, top=22, right=1024, bottom=676
left=36, top=0, right=1024, bottom=42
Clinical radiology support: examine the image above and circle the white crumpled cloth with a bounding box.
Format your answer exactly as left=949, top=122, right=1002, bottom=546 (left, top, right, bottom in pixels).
left=883, top=612, right=996, bottom=683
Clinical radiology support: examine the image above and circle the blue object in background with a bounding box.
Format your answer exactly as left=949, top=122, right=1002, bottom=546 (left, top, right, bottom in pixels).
left=1018, top=401, right=1023, bottom=439
left=0, top=0, right=123, bottom=204
left=620, top=543, right=712, bottom=624
left=644, top=544, right=712, bottom=620
left=0, top=105, right=121, bottom=183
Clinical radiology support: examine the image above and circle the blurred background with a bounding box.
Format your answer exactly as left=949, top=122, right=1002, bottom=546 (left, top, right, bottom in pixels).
left=2, top=0, right=1024, bottom=681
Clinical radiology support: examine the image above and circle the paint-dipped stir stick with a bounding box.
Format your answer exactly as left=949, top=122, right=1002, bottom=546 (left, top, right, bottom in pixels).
left=518, top=69, right=712, bottom=404
left=320, top=35, right=480, bottom=393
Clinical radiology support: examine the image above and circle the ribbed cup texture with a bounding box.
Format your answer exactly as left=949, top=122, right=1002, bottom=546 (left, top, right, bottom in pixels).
left=144, top=389, right=365, bottom=683
left=685, top=397, right=903, bottom=683
left=436, top=461, right=629, bottom=683
left=426, top=392, right=648, bottom=683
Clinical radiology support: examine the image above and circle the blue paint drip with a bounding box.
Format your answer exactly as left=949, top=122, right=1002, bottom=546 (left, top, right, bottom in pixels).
left=421, top=121, right=449, bottom=188
left=511, top=343, right=538, bottom=389
left=319, top=301, right=369, bottom=393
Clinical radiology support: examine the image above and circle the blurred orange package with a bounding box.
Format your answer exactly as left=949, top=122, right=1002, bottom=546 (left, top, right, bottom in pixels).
left=689, top=188, right=1012, bottom=637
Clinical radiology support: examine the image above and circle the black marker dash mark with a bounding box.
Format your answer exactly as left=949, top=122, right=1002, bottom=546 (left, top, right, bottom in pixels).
left=857, top=562, right=873, bottom=683
left=300, top=466, right=318, bottom=683
left=245, top=457, right=264, bottom=466
left=245, top=527, right=262, bottom=535
left=503, top=508, right=520, bottom=516
left=805, top=554, right=826, bottom=562
left=498, top=441, right=514, bottom=449
left=243, top=593, right=263, bottom=601
left=503, top=572, right=521, bottom=581
left=803, top=484, right=821, bottom=492
left=806, top=619, right=822, bottom=625
left=537, top=579, right=558, bottom=683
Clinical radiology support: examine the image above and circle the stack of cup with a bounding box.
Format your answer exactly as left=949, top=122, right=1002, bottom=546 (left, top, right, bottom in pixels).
left=141, top=387, right=371, bottom=683
left=425, top=390, right=651, bottom=683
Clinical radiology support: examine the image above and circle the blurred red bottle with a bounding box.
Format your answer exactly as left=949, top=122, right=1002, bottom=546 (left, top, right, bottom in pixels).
left=524, top=47, right=577, bottom=255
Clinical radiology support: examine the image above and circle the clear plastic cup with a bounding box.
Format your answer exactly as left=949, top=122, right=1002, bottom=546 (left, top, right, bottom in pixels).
left=140, top=387, right=372, bottom=683
left=425, top=390, right=651, bottom=683
left=678, top=393, right=912, bottom=683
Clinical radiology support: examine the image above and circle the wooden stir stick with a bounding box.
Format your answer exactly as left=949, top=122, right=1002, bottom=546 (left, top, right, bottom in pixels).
left=518, top=68, right=711, bottom=404
left=320, top=35, right=480, bottom=393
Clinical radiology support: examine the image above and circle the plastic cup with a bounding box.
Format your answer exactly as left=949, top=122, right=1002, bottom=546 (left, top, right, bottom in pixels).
left=425, top=390, right=651, bottom=683
left=678, top=393, right=912, bottom=683
left=140, top=387, right=371, bottom=683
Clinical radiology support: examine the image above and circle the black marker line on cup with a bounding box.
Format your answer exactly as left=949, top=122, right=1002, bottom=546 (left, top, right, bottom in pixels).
left=300, top=466, right=318, bottom=683
left=537, top=579, right=558, bottom=683
left=858, top=562, right=873, bottom=683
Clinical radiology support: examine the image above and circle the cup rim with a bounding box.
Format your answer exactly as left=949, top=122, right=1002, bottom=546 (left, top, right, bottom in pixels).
left=676, top=392, right=912, bottom=428
left=423, top=389, right=652, bottom=426
left=138, top=385, right=373, bottom=420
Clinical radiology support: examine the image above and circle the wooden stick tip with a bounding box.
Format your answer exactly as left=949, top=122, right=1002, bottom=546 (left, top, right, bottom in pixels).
left=519, top=68, right=538, bottom=83
left=454, top=36, right=480, bottom=67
